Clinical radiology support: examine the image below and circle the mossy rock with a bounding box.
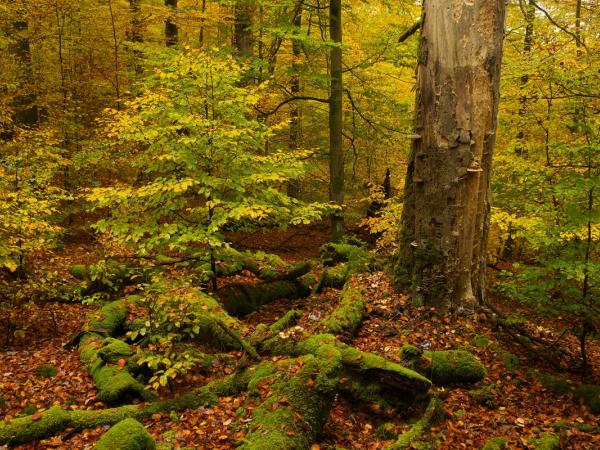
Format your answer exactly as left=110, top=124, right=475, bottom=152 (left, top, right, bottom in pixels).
left=482, top=436, right=508, bottom=450
left=94, top=418, right=156, bottom=450
left=500, top=352, right=520, bottom=372
left=530, top=433, right=560, bottom=450
left=573, top=384, right=600, bottom=414
left=537, top=373, right=571, bottom=396
left=469, top=384, right=496, bottom=408
left=399, top=345, right=423, bottom=362
left=321, top=285, right=366, bottom=336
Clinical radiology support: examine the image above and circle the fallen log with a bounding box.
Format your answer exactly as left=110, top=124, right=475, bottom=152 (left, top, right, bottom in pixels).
left=314, top=263, right=350, bottom=293
left=239, top=348, right=342, bottom=449
left=320, top=243, right=379, bottom=273
left=262, top=333, right=431, bottom=405
left=320, top=284, right=366, bottom=337
left=93, top=418, right=156, bottom=450
left=400, top=345, right=486, bottom=385
left=216, top=278, right=313, bottom=317
left=0, top=369, right=251, bottom=446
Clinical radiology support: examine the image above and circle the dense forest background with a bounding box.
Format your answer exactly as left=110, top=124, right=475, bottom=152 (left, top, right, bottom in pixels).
left=0, top=0, right=599, bottom=449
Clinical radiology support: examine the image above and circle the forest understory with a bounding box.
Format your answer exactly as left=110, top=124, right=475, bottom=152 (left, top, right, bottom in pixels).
left=0, top=224, right=598, bottom=450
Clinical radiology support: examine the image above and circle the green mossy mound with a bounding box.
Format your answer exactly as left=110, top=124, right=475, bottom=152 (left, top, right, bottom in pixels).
left=94, top=418, right=156, bottom=450
left=387, top=396, right=443, bottom=450
left=374, top=422, right=398, bottom=440
left=320, top=243, right=378, bottom=273
left=239, top=348, right=342, bottom=449
left=573, top=384, right=600, bottom=414
left=482, top=436, right=508, bottom=450
left=530, top=433, right=560, bottom=450
left=70, top=264, right=89, bottom=280
left=86, top=299, right=131, bottom=335
left=400, top=346, right=486, bottom=386
left=217, top=279, right=312, bottom=317
left=98, top=338, right=135, bottom=363
left=537, top=373, right=571, bottom=396
left=321, top=284, right=366, bottom=336
left=468, top=384, right=496, bottom=408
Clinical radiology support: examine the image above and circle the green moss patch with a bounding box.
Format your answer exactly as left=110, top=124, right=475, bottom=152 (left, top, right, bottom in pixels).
left=530, top=433, right=560, bottom=450
left=537, top=373, right=571, bottom=396
left=482, top=436, right=508, bottom=450
left=321, top=285, right=366, bottom=336
left=94, top=418, right=156, bottom=450
left=573, top=384, right=600, bottom=414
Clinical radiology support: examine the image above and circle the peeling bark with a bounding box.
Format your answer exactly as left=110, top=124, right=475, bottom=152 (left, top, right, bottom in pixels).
left=394, top=0, right=506, bottom=309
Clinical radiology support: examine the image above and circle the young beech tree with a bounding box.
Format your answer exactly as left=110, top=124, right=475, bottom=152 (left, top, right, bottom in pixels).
left=88, top=48, right=327, bottom=263
left=394, top=0, right=507, bottom=309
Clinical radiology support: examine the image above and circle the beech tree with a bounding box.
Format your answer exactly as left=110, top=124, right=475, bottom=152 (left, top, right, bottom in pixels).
left=394, top=0, right=507, bottom=309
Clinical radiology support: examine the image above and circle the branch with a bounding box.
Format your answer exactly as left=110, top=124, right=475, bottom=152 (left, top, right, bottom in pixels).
left=530, top=0, right=589, bottom=52
left=255, top=95, right=329, bottom=116
left=398, top=20, right=421, bottom=43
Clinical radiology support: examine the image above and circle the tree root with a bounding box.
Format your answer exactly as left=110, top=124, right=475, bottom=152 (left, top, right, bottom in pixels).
left=387, top=395, right=443, bottom=449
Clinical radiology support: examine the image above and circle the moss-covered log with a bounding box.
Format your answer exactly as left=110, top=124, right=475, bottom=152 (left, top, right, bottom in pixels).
left=239, top=347, right=342, bottom=449
left=320, top=243, right=378, bottom=273
left=321, top=284, right=366, bottom=336
left=0, top=367, right=253, bottom=446
left=70, top=262, right=152, bottom=296
left=400, top=346, right=486, bottom=385
left=387, top=396, right=443, bottom=450
left=251, top=309, right=303, bottom=347
left=217, top=278, right=312, bottom=317
left=263, top=333, right=431, bottom=405
left=314, top=263, right=350, bottom=293
left=94, top=418, right=156, bottom=450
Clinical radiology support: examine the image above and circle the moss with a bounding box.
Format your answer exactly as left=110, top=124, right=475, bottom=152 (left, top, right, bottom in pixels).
left=0, top=395, right=6, bottom=407
left=94, top=418, right=156, bottom=450
left=98, top=338, right=135, bottom=363
left=315, top=264, right=350, bottom=293
left=416, top=350, right=486, bottom=386
left=399, top=345, right=423, bottom=362
left=35, top=364, right=58, bottom=379
left=537, top=373, right=571, bottom=396
left=469, top=384, right=496, bottom=408
left=573, top=384, right=600, bottom=414
left=551, top=420, right=570, bottom=430
left=239, top=349, right=342, bottom=449
left=0, top=406, right=71, bottom=445
left=87, top=299, right=129, bottom=335
left=482, top=436, right=508, bottom=450
left=387, top=396, right=443, bottom=450
left=530, top=433, right=560, bottom=450
left=472, top=335, right=490, bottom=349
left=320, top=243, right=377, bottom=273
left=374, top=422, right=397, bottom=440
left=321, top=285, right=366, bottom=336
left=70, top=264, right=89, bottom=280
left=500, top=352, right=520, bottom=372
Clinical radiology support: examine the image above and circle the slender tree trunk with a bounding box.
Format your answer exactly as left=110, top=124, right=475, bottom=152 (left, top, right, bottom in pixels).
left=287, top=6, right=303, bottom=199
left=394, top=0, right=507, bottom=309
left=165, top=0, right=178, bottom=47
left=234, top=0, right=254, bottom=57
left=199, top=0, right=207, bottom=47
left=329, top=0, right=344, bottom=242
left=515, top=0, right=535, bottom=154
left=108, top=0, right=121, bottom=109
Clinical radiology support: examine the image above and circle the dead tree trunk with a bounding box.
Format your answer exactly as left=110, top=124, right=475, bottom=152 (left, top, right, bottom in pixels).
left=234, top=0, right=254, bottom=57
left=165, top=0, right=178, bottom=47
left=394, top=0, right=506, bottom=309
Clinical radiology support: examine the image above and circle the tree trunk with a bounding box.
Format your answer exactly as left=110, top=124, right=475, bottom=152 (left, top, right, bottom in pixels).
left=165, top=0, right=178, bottom=47
left=233, top=0, right=254, bottom=57
left=329, top=0, right=344, bottom=242
left=394, top=0, right=506, bottom=309
left=287, top=5, right=303, bottom=199
left=515, top=0, right=535, bottom=153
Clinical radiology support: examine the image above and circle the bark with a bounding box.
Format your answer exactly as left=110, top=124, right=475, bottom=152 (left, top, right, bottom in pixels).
left=394, top=0, right=507, bottom=309
left=329, top=0, right=345, bottom=242
left=515, top=0, right=536, bottom=152
left=165, top=0, right=178, bottom=47
left=287, top=6, right=303, bottom=198
left=234, top=0, right=254, bottom=57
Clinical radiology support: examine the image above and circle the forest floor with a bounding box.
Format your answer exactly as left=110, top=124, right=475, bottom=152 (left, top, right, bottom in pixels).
left=1, top=224, right=599, bottom=449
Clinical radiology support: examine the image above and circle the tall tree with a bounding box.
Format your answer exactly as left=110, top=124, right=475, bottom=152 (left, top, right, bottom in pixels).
left=234, top=0, right=254, bottom=57
left=394, top=0, right=507, bottom=309
left=329, top=0, right=344, bottom=242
